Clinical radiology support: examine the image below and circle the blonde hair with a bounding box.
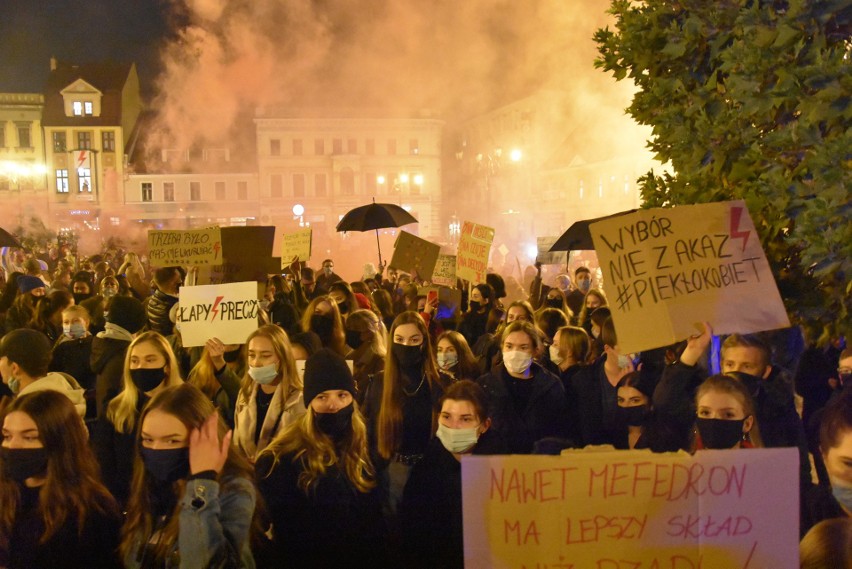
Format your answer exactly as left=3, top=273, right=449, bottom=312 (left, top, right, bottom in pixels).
left=105, top=331, right=184, bottom=434
left=240, top=325, right=301, bottom=400
left=694, top=374, right=763, bottom=448
left=800, top=518, right=852, bottom=569
left=346, top=309, right=387, bottom=358
left=61, top=304, right=91, bottom=321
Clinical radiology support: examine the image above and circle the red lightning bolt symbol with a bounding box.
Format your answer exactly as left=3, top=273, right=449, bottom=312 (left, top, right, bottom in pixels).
left=211, top=295, right=224, bottom=321
left=213, top=241, right=221, bottom=261
left=729, top=206, right=751, bottom=252
left=77, top=151, right=86, bottom=169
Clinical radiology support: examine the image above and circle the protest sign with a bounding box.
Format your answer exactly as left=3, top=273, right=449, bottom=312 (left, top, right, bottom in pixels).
left=195, top=226, right=276, bottom=284
left=148, top=227, right=222, bottom=267
left=281, top=228, right=312, bottom=264
left=432, top=254, right=457, bottom=286
left=590, top=201, right=790, bottom=354
left=390, top=231, right=441, bottom=280
left=463, top=448, right=799, bottom=569
left=536, top=236, right=568, bottom=266
left=456, top=221, right=494, bottom=283
left=177, top=281, right=260, bottom=347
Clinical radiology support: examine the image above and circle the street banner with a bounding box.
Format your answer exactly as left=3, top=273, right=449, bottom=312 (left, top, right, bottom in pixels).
left=463, top=448, right=799, bottom=569
left=281, top=228, right=312, bottom=264
left=590, top=201, right=790, bottom=353
left=390, top=231, right=441, bottom=280
left=148, top=227, right=222, bottom=267
left=456, top=221, right=495, bottom=283
left=196, top=226, right=276, bottom=284
left=432, top=254, right=457, bottom=286
left=177, top=281, right=260, bottom=347
left=536, top=236, right=568, bottom=266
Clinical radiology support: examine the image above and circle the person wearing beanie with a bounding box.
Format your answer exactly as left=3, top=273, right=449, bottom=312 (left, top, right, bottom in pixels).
left=17, top=274, right=46, bottom=296
left=255, top=347, right=387, bottom=568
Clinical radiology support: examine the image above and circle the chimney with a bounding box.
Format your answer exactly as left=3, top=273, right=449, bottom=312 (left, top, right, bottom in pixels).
left=50, top=56, right=57, bottom=71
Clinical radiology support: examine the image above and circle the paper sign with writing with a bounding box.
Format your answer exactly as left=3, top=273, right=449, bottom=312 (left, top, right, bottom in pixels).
left=432, top=254, right=457, bottom=286
left=177, top=281, right=260, bottom=347
left=456, top=221, right=495, bottom=283
left=537, top=236, right=568, bottom=266
left=590, top=201, right=790, bottom=353
left=463, top=448, right=799, bottom=569
left=148, top=227, right=222, bottom=267
left=281, top=228, right=312, bottom=264
left=390, top=231, right=441, bottom=280
left=195, top=226, right=276, bottom=284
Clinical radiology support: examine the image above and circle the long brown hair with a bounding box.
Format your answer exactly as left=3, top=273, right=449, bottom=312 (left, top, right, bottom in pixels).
left=300, top=296, right=347, bottom=355
left=0, top=391, right=119, bottom=543
left=377, top=311, right=444, bottom=459
left=120, top=383, right=257, bottom=563
left=436, top=330, right=481, bottom=381
left=240, top=325, right=301, bottom=400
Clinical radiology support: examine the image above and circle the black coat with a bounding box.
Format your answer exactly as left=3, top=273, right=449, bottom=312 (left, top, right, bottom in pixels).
left=90, top=393, right=147, bottom=508
left=89, top=335, right=130, bottom=418
left=568, top=357, right=620, bottom=447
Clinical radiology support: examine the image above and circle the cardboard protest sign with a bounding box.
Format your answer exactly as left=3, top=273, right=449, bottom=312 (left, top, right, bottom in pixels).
left=590, top=201, right=790, bottom=354
left=195, top=226, right=276, bottom=284
left=456, top=221, right=494, bottom=283
left=148, top=227, right=222, bottom=267
left=536, top=236, right=568, bottom=266
left=463, top=448, right=799, bottom=569
left=389, top=231, right=441, bottom=280
left=432, top=254, right=457, bottom=286
left=281, top=228, right=312, bottom=264
left=177, top=281, right=260, bottom=347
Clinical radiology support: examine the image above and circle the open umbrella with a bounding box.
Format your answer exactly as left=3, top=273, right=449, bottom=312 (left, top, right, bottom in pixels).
left=548, top=209, right=637, bottom=251
left=0, top=228, right=22, bottom=249
left=336, top=199, right=418, bottom=266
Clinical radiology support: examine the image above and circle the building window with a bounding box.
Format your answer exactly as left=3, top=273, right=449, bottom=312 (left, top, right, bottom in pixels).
left=332, top=138, right=343, bottom=154
left=340, top=168, right=355, bottom=195
left=365, top=172, right=376, bottom=195
left=190, top=181, right=201, bottom=201
left=163, top=182, right=175, bottom=202
left=141, top=182, right=152, bottom=202
left=270, top=174, right=282, bottom=198
left=237, top=181, right=248, bottom=200
left=314, top=139, right=324, bottom=155
left=387, top=139, right=396, bottom=155
left=77, top=131, right=92, bottom=149
left=270, top=139, right=281, bottom=156
left=78, top=167, right=91, bottom=193
left=72, top=101, right=83, bottom=116
left=347, top=139, right=357, bottom=153
left=293, top=174, right=305, bottom=198
left=293, top=139, right=303, bottom=155
left=102, top=131, right=115, bottom=152
left=84, top=101, right=93, bottom=115
left=16, top=124, right=31, bottom=148
left=315, top=174, right=327, bottom=197
left=215, top=181, right=226, bottom=200
left=110, top=217, right=120, bottom=226
left=409, top=139, right=419, bottom=154
left=365, top=139, right=375, bottom=155
left=410, top=173, right=423, bottom=195
left=55, top=170, right=69, bottom=193
left=52, top=132, right=66, bottom=153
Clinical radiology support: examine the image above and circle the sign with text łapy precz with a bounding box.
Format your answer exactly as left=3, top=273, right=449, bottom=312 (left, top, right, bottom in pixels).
left=177, top=281, right=260, bottom=348
left=590, top=201, right=789, bottom=354
left=462, top=448, right=799, bottom=569
left=148, top=227, right=222, bottom=267
left=456, top=221, right=495, bottom=283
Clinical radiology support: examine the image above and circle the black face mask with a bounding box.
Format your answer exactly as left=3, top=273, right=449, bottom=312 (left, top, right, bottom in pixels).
left=140, top=447, right=190, bottom=483
left=696, top=418, right=746, bottom=449
left=337, top=301, right=350, bottom=314
left=468, top=300, right=481, bottom=312
left=130, top=367, right=167, bottom=393
left=223, top=349, right=241, bottom=363
left=311, top=314, right=334, bottom=342
left=345, top=330, right=364, bottom=350
left=616, top=405, right=649, bottom=427
left=546, top=298, right=563, bottom=309
left=73, top=292, right=93, bottom=305
left=315, top=403, right=355, bottom=439
left=0, top=447, right=48, bottom=482
left=393, top=343, right=424, bottom=370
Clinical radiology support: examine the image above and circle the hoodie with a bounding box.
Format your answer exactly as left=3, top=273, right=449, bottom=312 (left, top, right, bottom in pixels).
left=18, top=372, right=86, bottom=418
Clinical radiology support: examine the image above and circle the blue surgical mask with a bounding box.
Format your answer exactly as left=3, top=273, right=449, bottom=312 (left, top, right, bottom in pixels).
left=248, top=363, right=279, bottom=385
left=63, top=322, right=87, bottom=339
left=830, top=478, right=852, bottom=511
left=8, top=376, right=20, bottom=395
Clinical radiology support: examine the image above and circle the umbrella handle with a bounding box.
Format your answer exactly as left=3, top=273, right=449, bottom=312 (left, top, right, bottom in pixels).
left=375, top=228, right=382, bottom=268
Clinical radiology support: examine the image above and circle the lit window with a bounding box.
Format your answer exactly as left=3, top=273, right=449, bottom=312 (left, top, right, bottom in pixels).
left=78, top=168, right=91, bottom=193
left=72, top=101, right=83, bottom=116
left=84, top=101, right=93, bottom=115
left=55, top=170, right=69, bottom=193
left=141, top=182, right=152, bottom=202
left=110, top=217, right=120, bottom=226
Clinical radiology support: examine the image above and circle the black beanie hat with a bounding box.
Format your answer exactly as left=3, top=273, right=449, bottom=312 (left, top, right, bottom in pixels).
left=106, top=296, right=147, bottom=334
left=303, top=347, right=356, bottom=407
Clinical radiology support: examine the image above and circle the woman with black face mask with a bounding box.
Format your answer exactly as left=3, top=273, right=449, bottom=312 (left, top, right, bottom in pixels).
left=257, top=348, right=386, bottom=568
left=121, top=383, right=258, bottom=568
left=0, top=390, right=122, bottom=568
left=92, top=332, right=184, bottom=507
left=458, top=283, right=495, bottom=347
left=345, top=309, right=387, bottom=403
left=611, top=371, right=690, bottom=453
left=691, top=374, right=763, bottom=450
left=300, top=295, right=349, bottom=356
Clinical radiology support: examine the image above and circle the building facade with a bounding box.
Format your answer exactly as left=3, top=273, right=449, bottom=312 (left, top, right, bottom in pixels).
left=0, top=92, right=48, bottom=228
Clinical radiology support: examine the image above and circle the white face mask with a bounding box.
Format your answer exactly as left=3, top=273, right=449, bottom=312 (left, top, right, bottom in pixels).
left=437, top=352, right=458, bottom=371
left=549, top=344, right=564, bottom=366
left=436, top=423, right=479, bottom=454
left=503, top=350, right=533, bottom=375
left=248, top=363, right=278, bottom=385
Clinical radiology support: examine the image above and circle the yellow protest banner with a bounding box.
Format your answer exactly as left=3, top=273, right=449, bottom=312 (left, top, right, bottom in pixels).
left=432, top=254, right=457, bottom=286
left=390, top=231, right=441, bottom=280
left=176, top=281, right=260, bottom=347
left=148, top=227, right=222, bottom=267
left=456, top=221, right=494, bottom=283
left=281, top=228, right=312, bottom=264
left=590, top=201, right=790, bottom=354
left=463, top=448, right=799, bottom=569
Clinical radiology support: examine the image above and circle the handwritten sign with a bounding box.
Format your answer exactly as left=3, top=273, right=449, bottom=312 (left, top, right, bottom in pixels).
left=432, top=254, right=457, bottom=286
left=281, top=228, right=312, bottom=264
left=195, top=226, right=276, bottom=284
left=148, top=227, right=222, bottom=267
left=390, top=231, right=441, bottom=280
left=177, top=281, right=260, bottom=347
left=463, top=448, right=798, bottom=569
left=537, top=236, right=568, bottom=266
left=590, top=201, right=789, bottom=353
left=456, top=221, right=494, bottom=283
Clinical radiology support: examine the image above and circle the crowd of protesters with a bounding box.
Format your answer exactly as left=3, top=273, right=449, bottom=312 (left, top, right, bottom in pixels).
left=0, top=241, right=849, bottom=568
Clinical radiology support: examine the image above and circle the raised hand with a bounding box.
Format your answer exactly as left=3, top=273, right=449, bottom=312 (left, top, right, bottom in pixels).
left=189, top=412, right=231, bottom=475
left=205, top=337, right=226, bottom=369
left=680, top=321, right=713, bottom=367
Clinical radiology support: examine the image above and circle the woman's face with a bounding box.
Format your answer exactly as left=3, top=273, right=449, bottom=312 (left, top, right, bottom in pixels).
left=697, top=391, right=753, bottom=434
left=2, top=411, right=42, bottom=449
left=617, top=386, right=649, bottom=408
left=248, top=335, right=279, bottom=368
left=440, top=399, right=482, bottom=430
left=586, top=294, right=602, bottom=310
left=823, top=429, right=852, bottom=487
left=328, top=290, right=346, bottom=308
left=436, top=338, right=457, bottom=356
left=141, top=410, right=188, bottom=450
left=314, top=300, right=333, bottom=316
left=506, top=306, right=529, bottom=323
left=130, top=341, right=168, bottom=371
left=310, top=389, right=353, bottom=414
left=503, top=331, right=535, bottom=355
left=393, top=323, right=423, bottom=346
left=62, top=314, right=89, bottom=329
left=470, top=289, right=483, bottom=304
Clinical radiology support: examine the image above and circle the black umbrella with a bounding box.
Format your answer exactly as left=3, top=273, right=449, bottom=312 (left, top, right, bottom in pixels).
left=336, top=199, right=418, bottom=266
left=548, top=209, right=637, bottom=251
left=0, top=227, right=22, bottom=249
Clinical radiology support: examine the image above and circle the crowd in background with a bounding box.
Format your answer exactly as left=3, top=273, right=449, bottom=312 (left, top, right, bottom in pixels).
left=0, top=240, right=849, bottom=568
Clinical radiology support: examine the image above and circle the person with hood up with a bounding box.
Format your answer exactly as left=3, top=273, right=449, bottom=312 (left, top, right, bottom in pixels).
left=0, top=329, right=86, bottom=417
